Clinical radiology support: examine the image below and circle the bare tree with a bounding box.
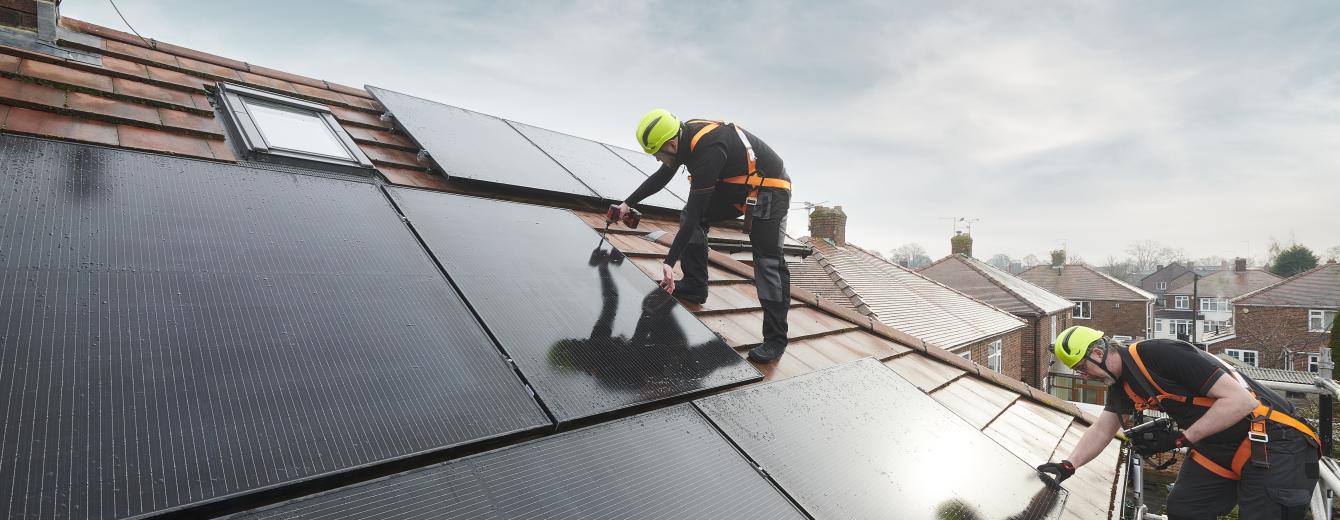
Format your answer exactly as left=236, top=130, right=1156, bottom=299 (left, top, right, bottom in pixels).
left=1326, top=245, right=1340, bottom=263
left=1102, top=256, right=1138, bottom=284
left=1126, top=240, right=1181, bottom=273
left=1022, top=254, right=1042, bottom=268
left=889, top=243, right=931, bottom=268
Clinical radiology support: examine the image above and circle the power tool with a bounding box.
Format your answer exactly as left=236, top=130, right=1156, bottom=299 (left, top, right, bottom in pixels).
left=605, top=204, right=641, bottom=230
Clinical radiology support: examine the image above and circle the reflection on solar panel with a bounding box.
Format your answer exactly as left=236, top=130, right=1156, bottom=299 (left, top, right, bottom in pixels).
left=695, top=358, right=1068, bottom=520
left=510, top=121, right=684, bottom=209
left=388, top=187, right=761, bottom=423
left=604, top=143, right=691, bottom=203
left=237, top=404, right=805, bottom=519
left=367, top=86, right=596, bottom=196
left=0, top=136, right=550, bottom=519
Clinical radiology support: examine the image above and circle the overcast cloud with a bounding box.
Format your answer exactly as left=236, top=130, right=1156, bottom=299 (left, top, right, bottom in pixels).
left=63, top=1, right=1340, bottom=263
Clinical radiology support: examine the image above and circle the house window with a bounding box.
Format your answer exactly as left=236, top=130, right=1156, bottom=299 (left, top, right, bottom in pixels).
left=1157, top=281, right=1168, bottom=290
left=1225, top=349, right=1259, bottom=367
left=1072, top=301, right=1091, bottom=319
left=1309, top=310, right=1337, bottom=332
left=1155, top=320, right=1164, bottom=333
left=1200, top=298, right=1229, bottom=312
left=1169, top=319, right=1193, bottom=338
left=1309, top=354, right=1320, bottom=373
left=216, top=83, right=373, bottom=170
left=1174, top=296, right=1189, bottom=309
left=987, top=340, right=1002, bottom=373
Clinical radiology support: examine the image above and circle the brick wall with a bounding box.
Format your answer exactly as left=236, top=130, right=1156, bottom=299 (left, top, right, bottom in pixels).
left=1075, top=299, right=1148, bottom=339
left=1021, top=311, right=1072, bottom=389
left=0, top=0, right=39, bottom=31
left=960, top=329, right=1026, bottom=382
left=1213, top=305, right=1332, bottom=370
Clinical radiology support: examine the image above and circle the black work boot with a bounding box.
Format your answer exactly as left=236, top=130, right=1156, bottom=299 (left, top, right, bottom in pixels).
left=672, top=283, right=708, bottom=305
left=747, top=341, right=786, bottom=364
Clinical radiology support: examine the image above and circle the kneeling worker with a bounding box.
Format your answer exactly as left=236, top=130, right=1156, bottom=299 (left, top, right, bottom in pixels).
left=1037, top=326, right=1320, bottom=519
left=615, top=109, right=792, bottom=363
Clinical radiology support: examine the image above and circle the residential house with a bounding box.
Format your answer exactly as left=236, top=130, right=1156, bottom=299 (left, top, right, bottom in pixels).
left=1140, top=262, right=1194, bottom=297
left=1151, top=259, right=1281, bottom=348
left=1215, top=262, right=1340, bottom=371
left=0, top=9, right=1122, bottom=519
left=919, top=253, right=1075, bottom=389
left=791, top=212, right=1029, bottom=379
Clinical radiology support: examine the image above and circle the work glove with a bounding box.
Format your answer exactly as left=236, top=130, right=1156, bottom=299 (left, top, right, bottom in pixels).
left=1131, top=428, right=1188, bottom=457
left=1036, top=460, right=1074, bottom=490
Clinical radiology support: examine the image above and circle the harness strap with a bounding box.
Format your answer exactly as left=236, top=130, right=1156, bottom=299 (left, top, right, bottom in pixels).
left=685, top=120, right=792, bottom=233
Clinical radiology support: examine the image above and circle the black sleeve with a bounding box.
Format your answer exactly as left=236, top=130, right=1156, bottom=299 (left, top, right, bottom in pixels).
left=625, top=162, right=677, bottom=207
left=663, top=143, right=727, bottom=267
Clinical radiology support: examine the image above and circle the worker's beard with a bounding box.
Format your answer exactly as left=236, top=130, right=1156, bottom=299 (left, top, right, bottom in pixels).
left=1088, top=344, right=1120, bottom=386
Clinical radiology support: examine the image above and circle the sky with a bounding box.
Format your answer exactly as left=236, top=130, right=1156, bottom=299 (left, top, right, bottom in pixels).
left=62, top=1, right=1340, bottom=264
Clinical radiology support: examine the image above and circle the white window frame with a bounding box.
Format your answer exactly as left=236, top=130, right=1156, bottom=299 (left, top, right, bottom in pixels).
left=1072, top=301, right=1091, bottom=320
left=987, top=340, right=1002, bottom=372
left=1157, top=281, right=1167, bottom=290
left=1155, top=320, right=1164, bottom=333
left=1050, top=315, right=1058, bottom=342
left=1309, top=309, right=1337, bottom=332
left=1225, top=349, right=1259, bottom=367
left=215, top=82, right=374, bottom=171
left=1200, top=298, right=1229, bottom=312
left=1173, top=296, right=1189, bottom=309
left=1309, top=354, right=1320, bottom=373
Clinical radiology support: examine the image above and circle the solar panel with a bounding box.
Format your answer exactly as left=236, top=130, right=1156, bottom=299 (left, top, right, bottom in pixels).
left=237, top=404, right=805, bottom=519
left=0, top=135, right=550, bottom=520
left=510, top=121, right=685, bottom=210
left=604, top=143, right=691, bottom=203
left=387, top=187, right=761, bottom=424
left=695, top=358, right=1068, bottom=520
left=367, top=86, right=596, bottom=197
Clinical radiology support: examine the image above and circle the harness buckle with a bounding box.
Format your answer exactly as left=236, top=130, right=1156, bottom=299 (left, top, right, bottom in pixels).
left=1248, top=430, right=1269, bottom=443
left=1249, top=419, right=1269, bottom=443
left=746, top=194, right=759, bottom=206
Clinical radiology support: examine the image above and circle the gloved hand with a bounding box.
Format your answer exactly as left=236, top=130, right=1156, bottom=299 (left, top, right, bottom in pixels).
left=1036, top=460, right=1074, bottom=490
left=1131, top=428, right=1188, bottom=457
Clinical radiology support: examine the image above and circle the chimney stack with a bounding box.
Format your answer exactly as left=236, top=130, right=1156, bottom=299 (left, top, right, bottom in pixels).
left=0, top=1, right=57, bottom=41
left=1234, top=258, right=1247, bottom=272
left=1050, top=249, right=1066, bottom=268
left=808, top=205, right=847, bottom=246
left=950, top=231, right=973, bottom=257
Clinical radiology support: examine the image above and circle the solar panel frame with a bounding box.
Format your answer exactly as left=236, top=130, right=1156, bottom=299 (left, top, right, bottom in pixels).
left=508, top=121, right=685, bottom=210
left=387, top=187, right=761, bottom=424
left=695, top=358, right=1069, bottom=520
left=236, top=404, right=808, bottom=520
left=0, top=135, right=551, bottom=520
left=604, top=143, right=691, bottom=204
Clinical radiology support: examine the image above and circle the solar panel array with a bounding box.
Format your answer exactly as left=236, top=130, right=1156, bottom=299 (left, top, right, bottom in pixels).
left=387, top=187, right=761, bottom=423
left=237, top=404, right=806, bottom=519
left=0, top=136, right=550, bottom=519
left=694, top=358, right=1068, bottom=520
left=368, top=86, right=685, bottom=210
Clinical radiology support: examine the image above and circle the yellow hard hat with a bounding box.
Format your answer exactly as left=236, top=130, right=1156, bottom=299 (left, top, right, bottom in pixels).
left=635, top=108, right=680, bottom=154
left=1054, top=325, right=1105, bottom=369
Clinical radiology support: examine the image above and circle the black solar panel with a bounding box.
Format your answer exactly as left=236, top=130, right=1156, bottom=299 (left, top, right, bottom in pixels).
left=695, top=358, right=1068, bottom=520
left=0, top=135, right=550, bottom=519
left=509, top=121, right=684, bottom=210
left=237, top=404, right=805, bottom=519
left=604, top=143, right=691, bottom=203
left=366, top=86, right=597, bottom=197
left=387, top=187, right=761, bottom=424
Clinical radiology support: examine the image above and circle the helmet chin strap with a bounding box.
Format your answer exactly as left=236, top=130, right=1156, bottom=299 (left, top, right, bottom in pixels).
left=1091, top=339, right=1121, bottom=385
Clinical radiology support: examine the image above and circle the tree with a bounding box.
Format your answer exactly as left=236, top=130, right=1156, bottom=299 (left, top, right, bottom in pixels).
left=1102, top=256, right=1137, bottom=284
left=890, top=243, right=931, bottom=269
left=987, top=254, right=1014, bottom=270
left=1268, top=244, right=1319, bottom=277
left=1326, top=245, right=1340, bottom=263
left=1050, top=249, right=1066, bottom=266
left=1126, top=240, right=1182, bottom=273
left=1021, top=254, right=1042, bottom=268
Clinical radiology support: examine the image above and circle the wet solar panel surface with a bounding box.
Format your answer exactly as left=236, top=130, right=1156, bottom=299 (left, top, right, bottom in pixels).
left=510, top=121, right=684, bottom=210
left=604, top=143, right=691, bottom=203
left=237, top=404, right=805, bottom=519
left=367, top=86, right=596, bottom=196
left=388, top=187, right=761, bottom=424
left=695, top=358, right=1068, bottom=520
left=0, top=135, right=550, bottom=519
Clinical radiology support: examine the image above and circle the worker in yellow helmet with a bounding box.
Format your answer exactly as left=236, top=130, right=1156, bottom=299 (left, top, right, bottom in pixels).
left=1038, top=325, right=1319, bottom=519
left=614, top=109, right=793, bottom=363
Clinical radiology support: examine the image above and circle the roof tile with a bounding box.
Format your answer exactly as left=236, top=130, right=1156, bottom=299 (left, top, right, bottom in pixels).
left=236, top=70, right=298, bottom=94
left=145, top=65, right=208, bottom=91
left=344, top=125, right=416, bottom=149
left=378, top=165, right=448, bottom=190
left=0, top=103, right=8, bottom=123
left=327, top=81, right=373, bottom=100
left=1019, top=264, right=1155, bottom=302
left=151, top=41, right=249, bottom=71
left=930, top=376, right=1019, bottom=429
left=982, top=400, right=1073, bottom=463
left=0, top=75, right=66, bottom=107
left=116, top=124, right=215, bottom=158
left=157, top=108, right=223, bottom=135
left=0, top=52, right=18, bottom=73
left=66, top=91, right=161, bottom=125
left=206, top=138, right=236, bottom=162
left=100, top=55, right=150, bottom=77
left=1167, top=269, right=1281, bottom=297
left=175, top=55, right=243, bottom=81
left=1234, top=263, right=1340, bottom=308
left=18, top=59, right=114, bottom=91
left=3, top=107, right=118, bottom=145
left=110, top=77, right=195, bottom=107
left=331, top=105, right=390, bottom=128
left=105, top=39, right=180, bottom=67
left=884, top=353, right=965, bottom=391
left=248, top=64, right=328, bottom=90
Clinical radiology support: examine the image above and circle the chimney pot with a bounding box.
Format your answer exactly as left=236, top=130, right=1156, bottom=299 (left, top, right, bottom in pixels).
left=807, top=205, right=847, bottom=246
left=1234, top=258, right=1247, bottom=272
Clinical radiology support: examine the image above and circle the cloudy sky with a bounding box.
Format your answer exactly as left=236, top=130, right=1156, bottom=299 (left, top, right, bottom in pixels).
left=64, top=1, right=1340, bottom=264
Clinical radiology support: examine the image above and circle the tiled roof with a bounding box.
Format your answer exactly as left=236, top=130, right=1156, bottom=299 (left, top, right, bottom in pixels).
left=1166, top=269, right=1282, bottom=298
left=0, top=17, right=442, bottom=187
left=792, top=239, right=1026, bottom=350
left=1219, top=355, right=1319, bottom=385
left=1234, top=262, right=1340, bottom=308
left=2, top=17, right=1123, bottom=518
left=919, top=254, right=1074, bottom=317
left=1139, top=262, right=1191, bottom=285
left=1019, top=264, right=1157, bottom=302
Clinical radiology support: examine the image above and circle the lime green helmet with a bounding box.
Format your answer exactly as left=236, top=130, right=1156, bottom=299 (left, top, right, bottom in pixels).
left=1054, top=325, right=1105, bottom=369
left=635, top=108, right=680, bottom=154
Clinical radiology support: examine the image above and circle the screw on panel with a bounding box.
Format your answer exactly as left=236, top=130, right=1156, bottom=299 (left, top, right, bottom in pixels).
left=380, top=113, right=394, bottom=122
left=416, top=149, right=431, bottom=161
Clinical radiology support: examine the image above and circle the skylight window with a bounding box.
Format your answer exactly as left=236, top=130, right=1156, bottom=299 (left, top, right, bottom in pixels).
left=216, top=83, right=373, bottom=171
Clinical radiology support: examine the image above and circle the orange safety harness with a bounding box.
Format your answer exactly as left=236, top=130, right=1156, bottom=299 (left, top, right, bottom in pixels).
left=1121, top=342, right=1320, bottom=480
left=685, top=120, right=792, bottom=231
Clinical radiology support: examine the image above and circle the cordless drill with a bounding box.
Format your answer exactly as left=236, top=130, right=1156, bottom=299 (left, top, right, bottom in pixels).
left=606, top=204, right=641, bottom=229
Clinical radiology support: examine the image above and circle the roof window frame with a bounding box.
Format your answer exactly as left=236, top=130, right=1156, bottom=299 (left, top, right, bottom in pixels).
left=215, top=83, right=374, bottom=173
